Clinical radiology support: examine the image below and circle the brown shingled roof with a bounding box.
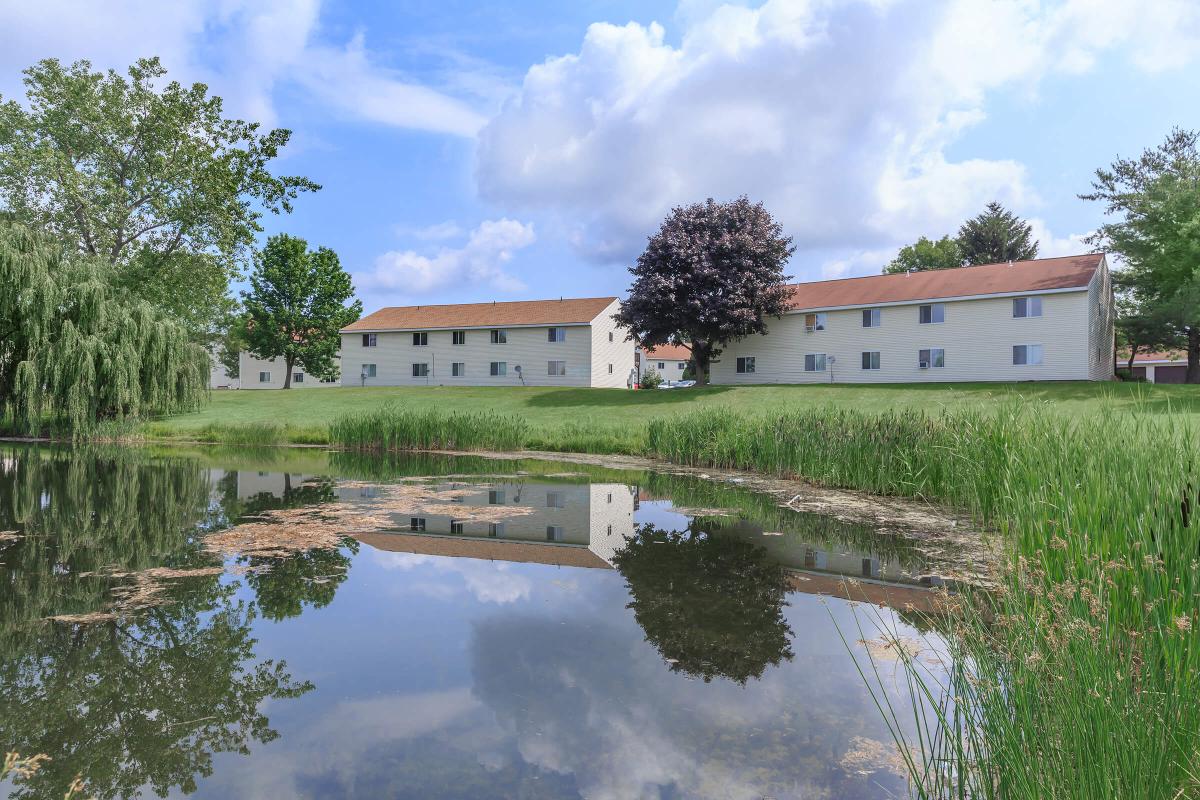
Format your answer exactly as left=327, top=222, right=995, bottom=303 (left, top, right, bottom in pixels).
left=785, top=254, right=1103, bottom=312
left=354, top=532, right=613, bottom=569
left=343, top=296, right=617, bottom=332
left=644, top=344, right=692, bottom=361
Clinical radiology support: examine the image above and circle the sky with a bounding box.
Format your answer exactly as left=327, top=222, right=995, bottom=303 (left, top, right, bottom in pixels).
left=2, top=0, right=1199, bottom=313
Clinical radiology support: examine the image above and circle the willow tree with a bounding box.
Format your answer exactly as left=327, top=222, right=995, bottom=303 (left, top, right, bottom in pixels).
left=0, top=222, right=208, bottom=433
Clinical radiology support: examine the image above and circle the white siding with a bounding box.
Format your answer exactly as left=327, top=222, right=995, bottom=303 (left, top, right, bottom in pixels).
left=1087, top=258, right=1116, bottom=381
left=341, top=324, right=593, bottom=387
left=710, top=290, right=1095, bottom=384
left=590, top=299, right=638, bottom=388
left=239, top=352, right=342, bottom=390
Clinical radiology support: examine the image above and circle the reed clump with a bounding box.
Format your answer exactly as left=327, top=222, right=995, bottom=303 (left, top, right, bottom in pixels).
left=330, top=405, right=529, bottom=452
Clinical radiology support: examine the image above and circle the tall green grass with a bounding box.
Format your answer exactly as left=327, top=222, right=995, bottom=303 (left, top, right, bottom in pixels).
left=648, top=404, right=1200, bottom=799
left=330, top=405, right=529, bottom=452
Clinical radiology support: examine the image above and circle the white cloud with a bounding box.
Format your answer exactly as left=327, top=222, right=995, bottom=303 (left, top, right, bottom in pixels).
left=474, top=0, right=1200, bottom=267
left=373, top=550, right=535, bottom=604
left=358, top=218, right=535, bottom=297
left=0, top=0, right=487, bottom=136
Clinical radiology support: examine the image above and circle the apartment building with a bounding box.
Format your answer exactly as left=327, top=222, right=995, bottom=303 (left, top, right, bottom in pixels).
left=710, top=254, right=1114, bottom=384
left=340, top=296, right=636, bottom=388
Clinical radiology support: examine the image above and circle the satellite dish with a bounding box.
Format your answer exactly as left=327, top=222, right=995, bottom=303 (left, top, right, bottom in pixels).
left=514, top=365, right=522, bottom=373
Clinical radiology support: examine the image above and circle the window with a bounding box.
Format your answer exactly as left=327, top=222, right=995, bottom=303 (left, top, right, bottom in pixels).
left=412, top=332, right=428, bottom=346
left=804, top=312, right=827, bottom=331
left=608, top=331, right=614, bottom=342
left=736, top=356, right=756, bottom=374
left=546, top=491, right=565, bottom=508
left=608, top=364, right=613, bottom=374
left=412, top=363, right=429, bottom=377
left=409, top=518, right=426, bottom=532
left=546, top=526, right=564, bottom=542
left=657, top=362, right=665, bottom=370
left=918, top=348, right=945, bottom=368
left=547, top=327, right=566, bottom=342
left=547, top=360, right=567, bottom=376
left=1013, top=297, right=1043, bottom=318
left=862, top=308, right=881, bottom=328
left=452, top=330, right=467, bottom=345
left=488, top=522, right=505, bottom=538
left=450, top=520, right=464, bottom=534
left=489, top=490, right=505, bottom=504
left=1013, top=344, right=1044, bottom=365
left=292, top=372, right=304, bottom=383
left=490, top=361, right=507, bottom=376
left=804, top=353, right=827, bottom=372
left=361, top=363, right=377, bottom=378
left=451, top=362, right=465, bottom=377
left=677, top=362, right=685, bottom=370
left=258, top=371, right=271, bottom=383
left=919, top=304, right=945, bottom=324
left=362, top=333, right=377, bottom=347
left=490, top=329, right=507, bottom=344
left=861, top=351, right=881, bottom=370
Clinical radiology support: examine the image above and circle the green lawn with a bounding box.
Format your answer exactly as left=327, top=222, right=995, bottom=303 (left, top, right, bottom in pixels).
left=144, top=381, right=1200, bottom=445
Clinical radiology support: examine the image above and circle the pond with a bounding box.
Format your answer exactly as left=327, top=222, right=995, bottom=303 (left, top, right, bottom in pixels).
left=0, top=444, right=959, bottom=799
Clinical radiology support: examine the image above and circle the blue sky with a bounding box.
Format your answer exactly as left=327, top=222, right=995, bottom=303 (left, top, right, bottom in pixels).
left=2, top=0, right=1199, bottom=312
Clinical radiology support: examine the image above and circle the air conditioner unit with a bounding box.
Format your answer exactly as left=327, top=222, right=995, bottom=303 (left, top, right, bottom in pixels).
left=919, top=361, right=930, bottom=369
left=804, top=325, right=816, bottom=333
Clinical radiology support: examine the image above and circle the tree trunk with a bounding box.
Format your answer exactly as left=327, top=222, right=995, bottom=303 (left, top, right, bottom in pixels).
left=692, top=340, right=711, bottom=386
left=1188, top=327, right=1200, bottom=384
left=283, top=354, right=294, bottom=389
left=1126, top=344, right=1138, bottom=373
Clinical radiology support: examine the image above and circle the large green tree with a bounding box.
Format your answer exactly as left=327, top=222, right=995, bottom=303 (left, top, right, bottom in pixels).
left=616, top=197, right=793, bottom=385
left=0, top=221, right=208, bottom=433
left=0, top=57, right=318, bottom=342
left=882, top=235, right=963, bottom=274
left=956, top=201, right=1040, bottom=265
left=242, top=234, right=362, bottom=388
left=1083, top=129, right=1200, bottom=382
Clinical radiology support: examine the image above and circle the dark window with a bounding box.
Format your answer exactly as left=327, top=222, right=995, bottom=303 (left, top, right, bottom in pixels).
left=547, top=360, right=566, bottom=376
left=292, top=372, right=304, bottom=383
left=362, top=333, right=377, bottom=347
left=490, top=329, right=507, bottom=344
left=861, top=351, right=880, bottom=370
left=412, top=332, right=428, bottom=346
left=547, top=327, right=566, bottom=342
left=361, top=363, right=377, bottom=378
left=451, top=362, right=465, bottom=377
left=918, top=348, right=945, bottom=368
left=412, top=363, right=429, bottom=377
left=804, top=353, right=827, bottom=371
left=450, top=520, right=464, bottom=534
left=490, top=361, right=507, bottom=376
left=736, top=356, right=755, bottom=373
left=1013, top=297, right=1042, bottom=318
left=409, top=518, right=426, bottom=531
left=862, top=308, right=881, bottom=327
left=919, top=304, right=945, bottom=324
left=452, top=330, right=467, bottom=345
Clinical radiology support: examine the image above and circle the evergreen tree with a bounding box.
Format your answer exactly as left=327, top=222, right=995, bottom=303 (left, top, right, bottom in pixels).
left=0, top=221, right=208, bottom=434
left=956, top=202, right=1040, bottom=265
left=242, top=235, right=362, bottom=389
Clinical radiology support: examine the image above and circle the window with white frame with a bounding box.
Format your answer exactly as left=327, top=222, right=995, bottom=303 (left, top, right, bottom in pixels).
left=488, top=522, right=505, bottom=537
left=409, top=518, right=426, bottom=531
left=547, top=327, right=566, bottom=342
left=452, top=330, right=467, bottom=345
left=861, top=351, right=881, bottom=370
left=919, top=304, right=945, bottom=324
left=657, top=362, right=665, bottom=370
left=490, top=329, right=507, bottom=344
left=361, top=364, right=377, bottom=378
left=362, top=333, right=377, bottom=347
left=292, top=372, right=304, bottom=383
left=862, top=308, right=881, bottom=328
left=258, top=371, right=271, bottom=383
left=451, top=362, right=465, bottom=377
left=546, top=526, right=564, bottom=542
left=736, top=356, right=755, bottom=373
left=676, top=362, right=685, bottom=370
left=804, top=312, right=827, bottom=331
left=490, top=361, right=507, bottom=376
left=1013, top=344, right=1044, bottom=365
left=547, top=360, right=567, bottom=376
left=804, top=353, right=827, bottom=371
left=918, top=348, right=945, bottom=368
left=411, top=363, right=429, bottom=377
left=412, top=331, right=428, bottom=346
left=450, top=520, right=464, bottom=534
left=489, top=489, right=505, bottom=504
left=1013, top=297, right=1043, bottom=318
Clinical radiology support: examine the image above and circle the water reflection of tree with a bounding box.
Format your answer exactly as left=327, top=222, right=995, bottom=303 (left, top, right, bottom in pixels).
left=0, top=447, right=336, bottom=799
left=611, top=523, right=795, bottom=684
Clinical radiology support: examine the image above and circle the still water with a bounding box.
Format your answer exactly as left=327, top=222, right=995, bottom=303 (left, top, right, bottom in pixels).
left=0, top=444, right=954, bottom=799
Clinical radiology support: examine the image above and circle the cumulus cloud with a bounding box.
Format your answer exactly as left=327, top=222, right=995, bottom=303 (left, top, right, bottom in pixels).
left=373, top=550, right=535, bottom=604
left=0, top=0, right=487, bottom=135
left=358, top=218, right=535, bottom=297
left=474, top=0, right=1200, bottom=268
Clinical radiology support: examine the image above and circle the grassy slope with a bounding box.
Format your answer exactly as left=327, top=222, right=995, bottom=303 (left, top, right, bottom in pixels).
left=145, top=381, right=1200, bottom=445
